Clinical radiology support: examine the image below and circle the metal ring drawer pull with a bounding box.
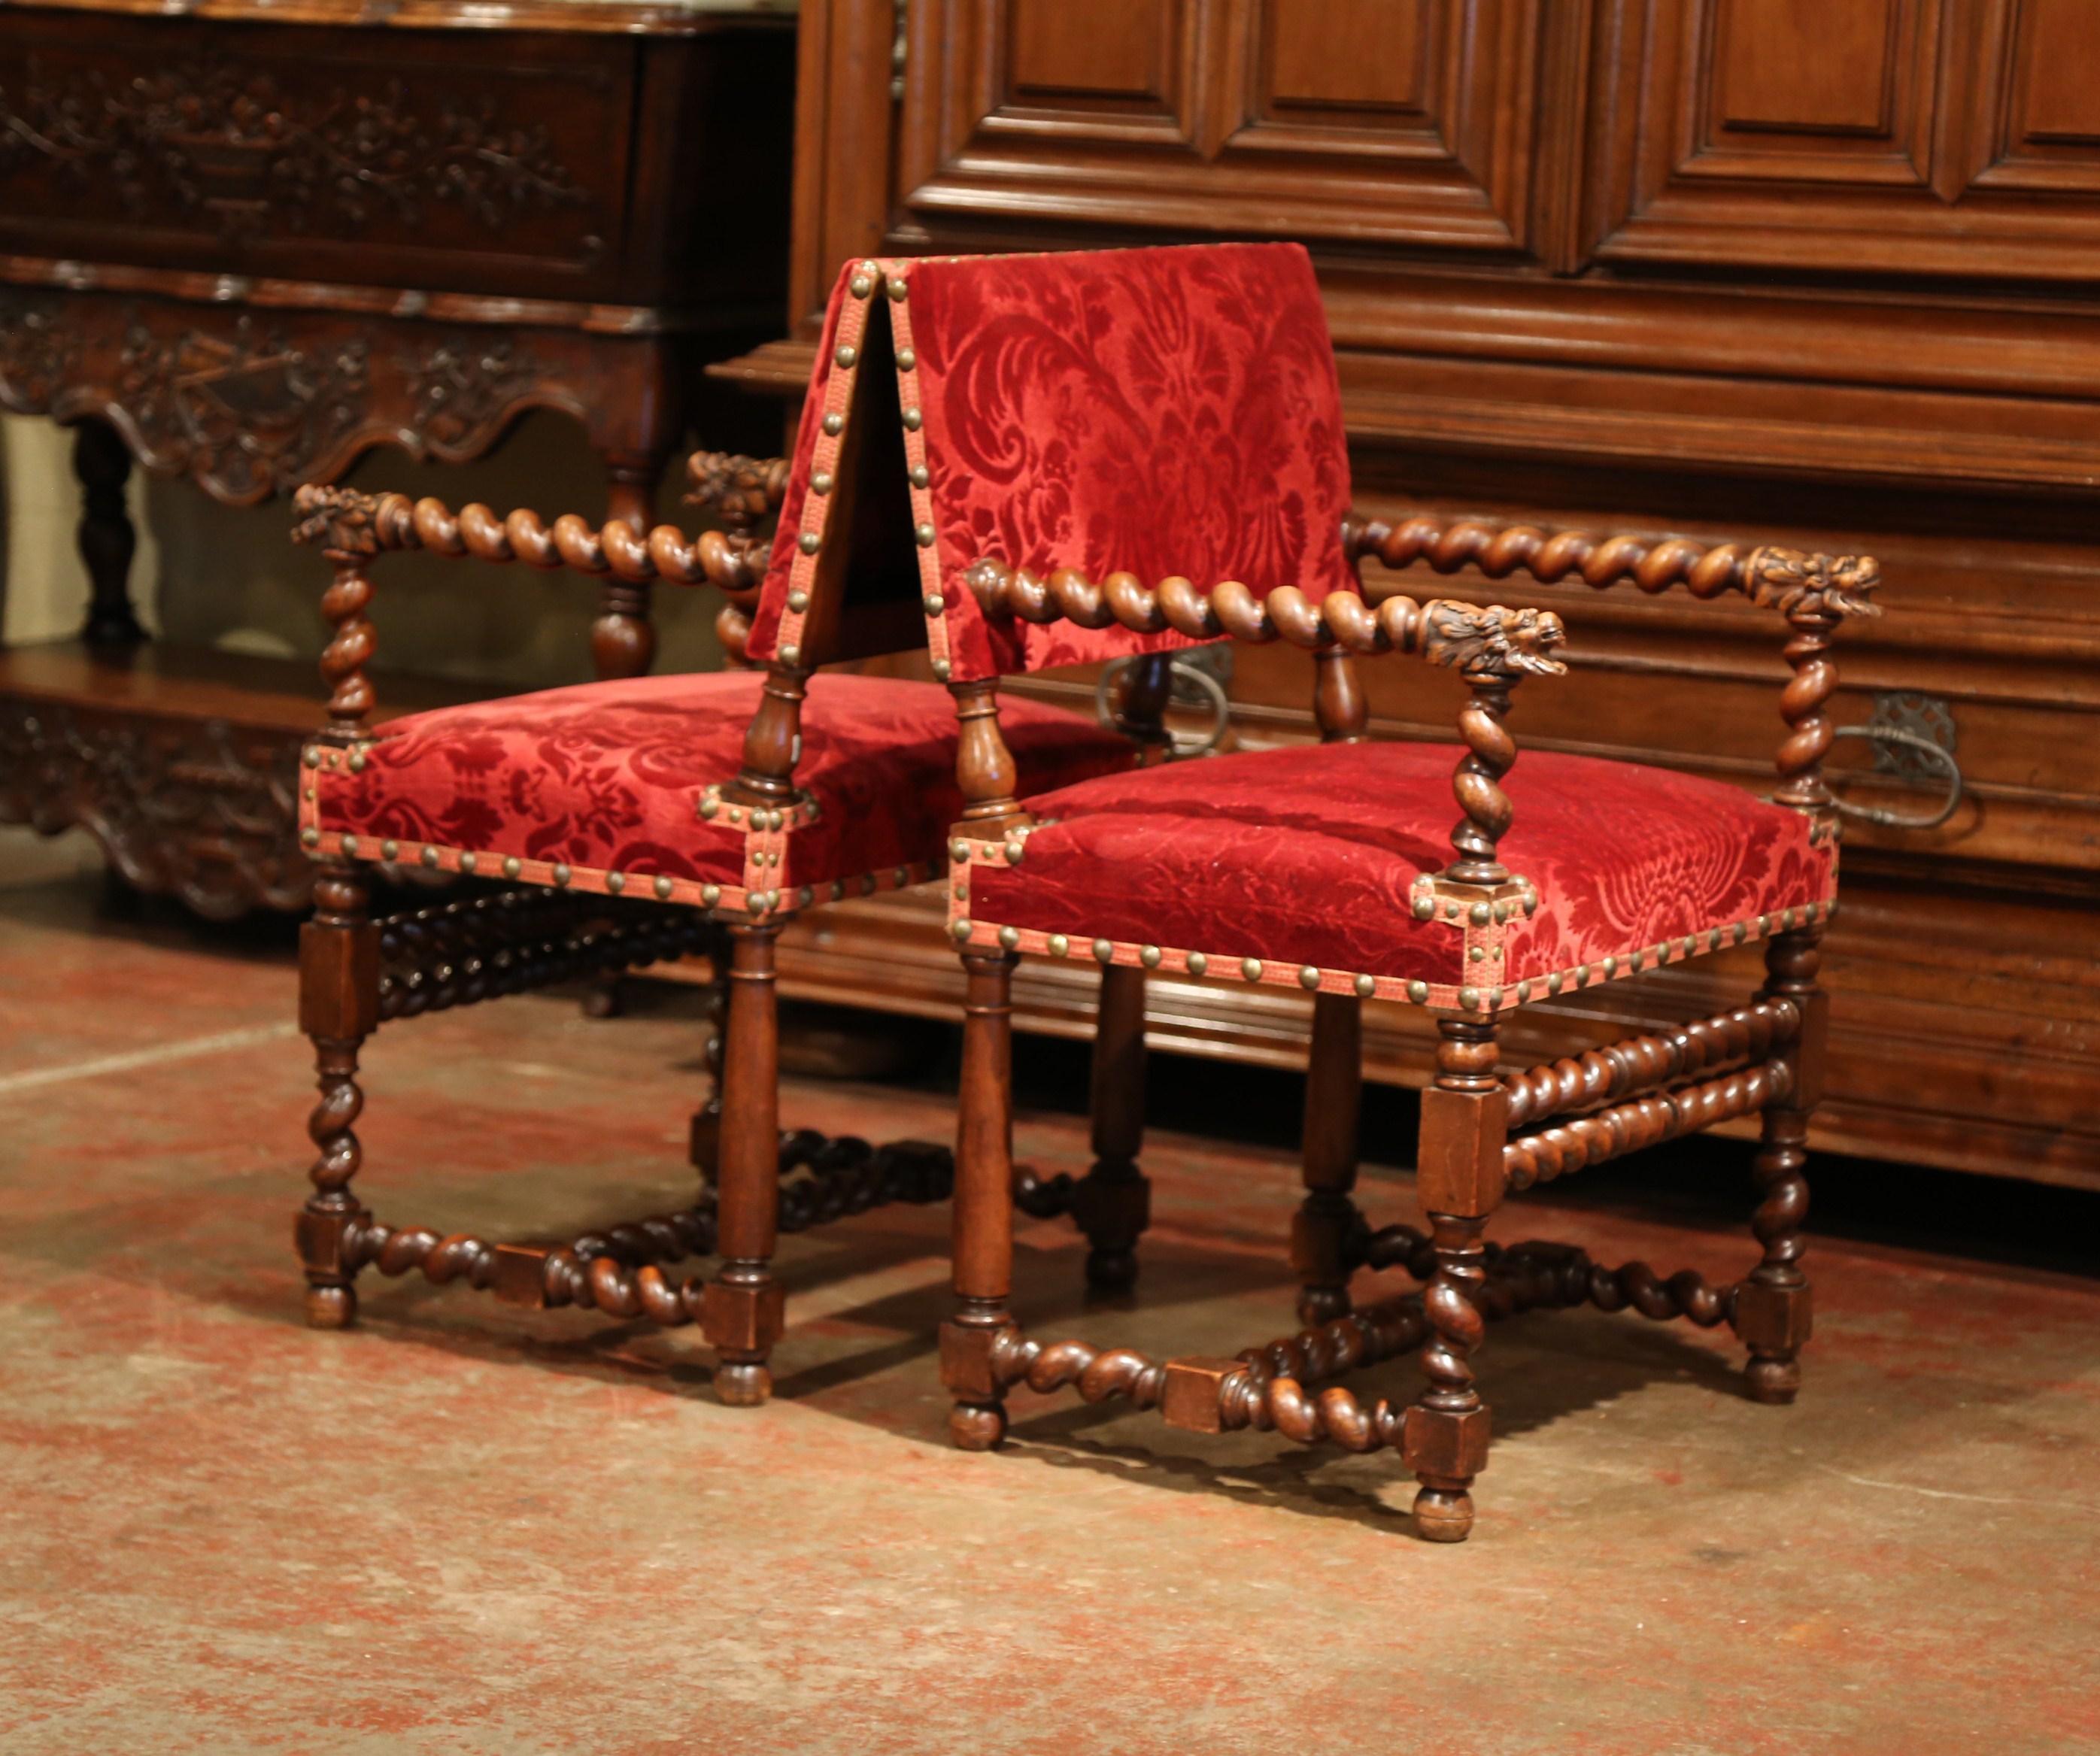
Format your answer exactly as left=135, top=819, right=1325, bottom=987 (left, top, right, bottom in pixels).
left=1828, top=726, right=1963, bottom=830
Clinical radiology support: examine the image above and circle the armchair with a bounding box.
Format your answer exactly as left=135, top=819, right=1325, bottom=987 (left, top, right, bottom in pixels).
left=287, top=447, right=1134, bottom=1403
left=783, top=241, right=1885, bottom=1541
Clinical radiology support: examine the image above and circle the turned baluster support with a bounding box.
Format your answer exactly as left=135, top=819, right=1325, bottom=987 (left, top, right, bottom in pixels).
left=1294, top=990, right=1364, bottom=1327
left=74, top=417, right=144, bottom=649
left=944, top=948, right=1021, bottom=1451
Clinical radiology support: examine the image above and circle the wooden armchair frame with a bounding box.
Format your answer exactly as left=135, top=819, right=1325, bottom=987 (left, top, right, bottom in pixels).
left=935, top=514, right=1881, bottom=1542
left=287, top=453, right=970, bottom=1404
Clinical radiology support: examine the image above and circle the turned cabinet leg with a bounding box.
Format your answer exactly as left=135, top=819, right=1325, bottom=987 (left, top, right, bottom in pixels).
left=1404, top=1016, right=1506, bottom=1542
left=705, top=922, right=786, bottom=1406
left=74, top=418, right=144, bottom=649
left=1737, top=928, right=1823, bottom=1404
left=944, top=949, right=1019, bottom=1451
left=296, top=863, right=380, bottom=1330
left=687, top=927, right=731, bottom=1184
left=1073, top=963, right=1150, bottom=1294
left=1294, top=990, right=1364, bottom=1327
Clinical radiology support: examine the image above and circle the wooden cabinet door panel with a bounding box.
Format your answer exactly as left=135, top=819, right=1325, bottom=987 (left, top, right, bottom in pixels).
left=899, top=0, right=1543, bottom=254
left=1588, top=0, right=2100, bottom=280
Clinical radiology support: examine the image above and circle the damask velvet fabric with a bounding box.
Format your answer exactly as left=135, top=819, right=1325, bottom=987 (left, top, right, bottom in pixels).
left=311, top=670, right=1130, bottom=893
left=964, top=742, right=1835, bottom=993
left=748, top=244, right=1355, bottom=684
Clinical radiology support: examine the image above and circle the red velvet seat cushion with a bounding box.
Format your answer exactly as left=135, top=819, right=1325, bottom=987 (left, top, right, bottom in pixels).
left=305, top=671, right=1130, bottom=914
left=956, top=741, right=1836, bottom=1013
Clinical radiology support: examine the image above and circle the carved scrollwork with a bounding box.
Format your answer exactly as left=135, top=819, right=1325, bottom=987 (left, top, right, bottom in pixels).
left=0, top=698, right=311, bottom=919
left=0, top=292, right=77, bottom=410
left=1423, top=602, right=1570, bottom=683
left=290, top=483, right=399, bottom=560
left=1746, top=547, right=1883, bottom=623
left=0, top=53, right=597, bottom=250
left=405, top=337, right=544, bottom=453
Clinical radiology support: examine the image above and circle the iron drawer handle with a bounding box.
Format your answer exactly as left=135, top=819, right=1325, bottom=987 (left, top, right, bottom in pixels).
left=1828, top=725, right=1963, bottom=830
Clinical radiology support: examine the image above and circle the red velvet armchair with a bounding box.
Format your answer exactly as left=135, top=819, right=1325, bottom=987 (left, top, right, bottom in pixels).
left=743, top=241, right=1880, bottom=1542
left=286, top=448, right=1133, bottom=1404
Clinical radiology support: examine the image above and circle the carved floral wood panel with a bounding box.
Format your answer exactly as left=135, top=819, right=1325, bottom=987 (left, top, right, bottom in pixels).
left=0, top=14, right=628, bottom=297
left=898, top=0, right=1545, bottom=254
left=1587, top=0, right=2100, bottom=278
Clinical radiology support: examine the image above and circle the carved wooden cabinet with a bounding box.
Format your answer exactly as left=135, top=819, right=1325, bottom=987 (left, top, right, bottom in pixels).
left=0, top=0, right=794, bottom=917
left=714, top=0, right=2100, bottom=1191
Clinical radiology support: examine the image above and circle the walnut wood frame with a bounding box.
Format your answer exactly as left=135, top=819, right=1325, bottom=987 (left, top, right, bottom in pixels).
left=288, top=453, right=975, bottom=1406
left=936, top=521, right=1881, bottom=1542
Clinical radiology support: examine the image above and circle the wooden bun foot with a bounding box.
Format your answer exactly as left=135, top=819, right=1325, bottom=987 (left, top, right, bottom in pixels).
left=715, top=1361, right=772, bottom=1408
left=1744, top=1355, right=1801, bottom=1404
left=1413, top=1485, right=1475, bottom=1542
left=949, top=1401, right=1007, bottom=1451
left=1084, top=1246, right=1138, bottom=1296
left=305, top=1284, right=357, bottom=1330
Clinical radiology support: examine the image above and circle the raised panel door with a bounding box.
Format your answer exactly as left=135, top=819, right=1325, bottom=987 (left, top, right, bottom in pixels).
left=1587, top=0, right=2100, bottom=279
left=898, top=0, right=1544, bottom=254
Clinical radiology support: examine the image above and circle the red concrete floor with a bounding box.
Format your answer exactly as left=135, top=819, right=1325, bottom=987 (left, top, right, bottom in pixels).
left=3, top=826, right=2098, bottom=1755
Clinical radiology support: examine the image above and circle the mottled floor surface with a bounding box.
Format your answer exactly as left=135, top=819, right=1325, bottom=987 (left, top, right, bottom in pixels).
left=2, top=829, right=2097, bottom=1755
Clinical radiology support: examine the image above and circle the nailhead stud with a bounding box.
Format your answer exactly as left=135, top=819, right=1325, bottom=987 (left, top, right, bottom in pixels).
left=823, top=412, right=844, bottom=436
left=699, top=797, right=720, bottom=820
left=1242, top=957, right=1263, bottom=981
left=896, top=347, right=916, bottom=371
left=800, top=531, right=821, bottom=554
left=381, top=841, right=399, bottom=861
left=605, top=871, right=624, bottom=893
left=1407, top=980, right=1429, bottom=1003
left=887, top=276, right=908, bottom=301
left=915, top=524, right=936, bottom=547
left=910, top=466, right=930, bottom=489
left=348, top=750, right=366, bottom=773
left=1470, top=902, right=1492, bottom=927
left=504, top=857, right=522, bottom=878
left=1470, top=945, right=1485, bottom=963
left=779, top=644, right=800, bottom=666
left=902, top=407, right=922, bottom=431
left=924, top=593, right=945, bottom=617
left=1003, top=839, right=1024, bottom=865
left=999, top=926, right=1020, bottom=951
left=301, top=827, right=320, bottom=848
left=950, top=839, right=969, bottom=863
left=422, top=845, right=442, bottom=869
left=457, top=851, right=475, bottom=874
left=835, top=344, right=857, bottom=368
left=848, top=271, right=875, bottom=299
left=1140, top=945, right=1161, bottom=969
left=811, top=472, right=833, bottom=496
left=1460, top=988, right=1479, bottom=1010
left=303, top=748, right=320, bottom=769
left=1297, top=966, right=1321, bottom=990
left=655, top=876, right=675, bottom=900
left=1185, top=951, right=1207, bottom=976
left=1412, top=895, right=1434, bottom=920
left=1093, top=939, right=1114, bottom=964
left=553, top=863, right=571, bottom=886
left=932, top=660, right=951, bottom=681
left=339, top=835, right=359, bottom=857
left=703, top=884, right=721, bottom=906
left=1355, top=973, right=1376, bottom=998
left=1048, top=934, right=1069, bottom=957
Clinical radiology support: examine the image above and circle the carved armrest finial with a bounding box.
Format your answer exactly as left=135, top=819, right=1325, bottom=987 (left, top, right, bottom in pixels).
left=685, top=452, right=791, bottom=532
left=291, top=484, right=411, bottom=560
left=1746, top=547, right=1883, bottom=623
left=1423, top=603, right=1570, bottom=684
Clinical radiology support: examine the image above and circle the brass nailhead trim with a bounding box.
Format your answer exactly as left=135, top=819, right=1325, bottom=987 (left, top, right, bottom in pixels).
left=896, top=347, right=916, bottom=370
left=553, top=864, right=571, bottom=886
left=1470, top=902, right=1492, bottom=927
left=1408, top=981, right=1428, bottom=1002
left=655, top=876, right=675, bottom=900
left=835, top=344, right=857, bottom=368
left=1140, top=945, right=1161, bottom=968
left=902, top=408, right=922, bottom=430
left=887, top=276, right=908, bottom=301
left=703, top=884, right=721, bottom=905
left=849, top=272, right=875, bottom=299
left=998, top=926, right=1020, bottom=951
left=503, top=857, right=521, bottom=879
left=915, top=524, right=936, bottom=547
left=812, top=473, right=833, bottom=495
left=421, top=845, right=441, bottom=868
left=1048, top=934, right=1069, bottom=957
left=699, top=797, right=720, bottom=820
left=787, top=590, right=809, bottom=613
left=1093, top=939, right=1114, bottom=963
left=1186, top=951, right=1207, bottom=976
left=300, top=827, right=320, bottom=848
left=910, top=466, right=930, bottom=488
left=952, top=919, right=973, bottom=940
left=800, top=531, right=822, bottom=554
left=381, top=840, right=399, bottom=861
left=932, top=660, right=951, bottom=681
left=1355, top=974, right=1376, bottom=998
left=457, top=851, right=474, bottom=873
left=1298, top=966, right=1321, bottom=990
left=924, top=593, right=946, bottom=616
left=779, top=644, right=801, bottom=666
left=1242, top=957, right=1263, bottom=981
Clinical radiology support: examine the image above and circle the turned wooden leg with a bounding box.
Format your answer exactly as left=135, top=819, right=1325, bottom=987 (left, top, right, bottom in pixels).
left=687, top=927, right=731, bottom=1184
left=1294, top=990, right=1363, bottom=1327
left=74, top=418, right=144, bottom=650
left=943, top=949, right=1019, bottom=1450
left=704, top=922, right=786, bottom=1406
left=296, top=862, right=380, bottom=1330
left=590, top=452, right=661, bottom=681
left=1404, top=1015, right=1507, bottom=1542
left=1736, top=928, right=1824, bottom=1404
left=1073, top=963, right=1149, bottom=1294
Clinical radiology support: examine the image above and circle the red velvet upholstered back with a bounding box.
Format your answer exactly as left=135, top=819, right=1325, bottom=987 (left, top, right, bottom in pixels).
left=748, top=243, right=1354, bottom=684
